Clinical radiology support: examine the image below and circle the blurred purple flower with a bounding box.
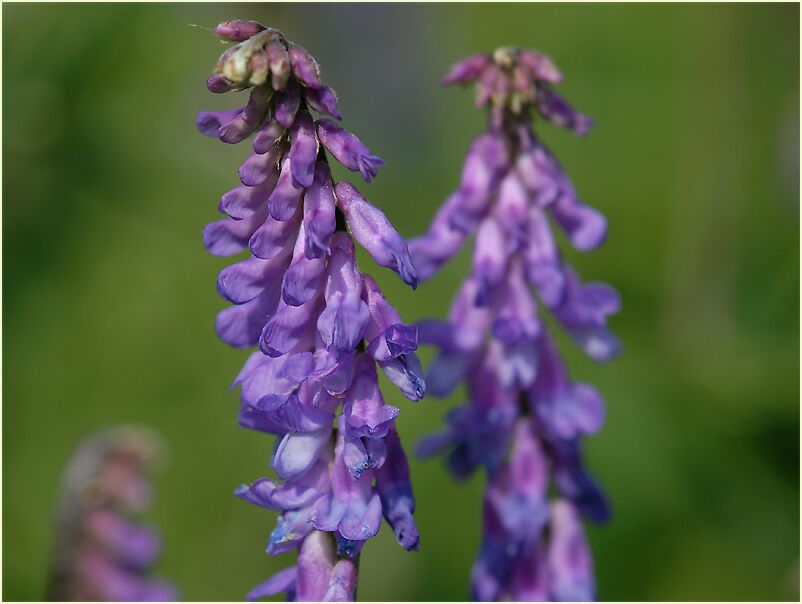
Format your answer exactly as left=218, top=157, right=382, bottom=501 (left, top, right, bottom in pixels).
left=413, top=46, right=618, bottom=601
left=48, top=427, right=178, bottom=602
left=198, top=21, right=423, bottom=602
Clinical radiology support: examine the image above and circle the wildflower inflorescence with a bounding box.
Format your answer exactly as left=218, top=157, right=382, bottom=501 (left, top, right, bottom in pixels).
left=413, top=47, right=620, bottom=601
left=198, top=21, right=424, bottom=601
left=48, top=427, right=177, bottom=602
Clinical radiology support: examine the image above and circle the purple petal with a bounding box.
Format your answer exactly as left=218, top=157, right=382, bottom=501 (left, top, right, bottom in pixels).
left=249, top=208, right=301, bottom=260
left=378, top=353, right=426, bottom=402
left=442, top=53, right=492, bottom=85
left=302, top=160, right=337, bottom=259
left=197, top=108, right=242, bottom=137
left=282, top=224, right=326, bottom=307
left=260, top=296, right=321, bottom=357
left=289, top=109, right=319, bottom=188
left=317, top=120, right=384, bottom=182
left=267, top=39, right=291, bottom=91
left=536, top=86, right=593, bottom=135
left=246, top=566, right=297, bottom=601
left=288, top=44, right=322, bottom=88
left=218, top=180, right=274, bottom=221
left=518, top=49, right=563, bottom=83
left=335, top=182, right=418, bottom=288
left=273, top=426, right=332, bottom=480
left=305, top=85, right=342, bottom=120
left=216, top=284, right=282, bottom=348
left=268, top=156, right=305, bottom=221
left=547, top=500, right=596, bottom=601
left=296, top=531, right=335, bottom=601
left=549, top=193, right=607, bottom=252
left=203, top=206, right=269, bottom=257
left=213, top=20, right=266, bottom=42
left=217, top=249, right=292, bottom=304
left=275, top=81, right=300, bottom=129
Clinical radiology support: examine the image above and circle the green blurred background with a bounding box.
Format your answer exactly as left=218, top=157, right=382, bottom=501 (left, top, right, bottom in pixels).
left=4, top=3, right=799, bottom=601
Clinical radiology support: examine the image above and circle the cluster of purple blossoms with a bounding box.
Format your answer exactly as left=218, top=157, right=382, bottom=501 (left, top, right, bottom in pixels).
left=413, top=47, right=620, bottom=601
left=198, top=21, right=424, bottom=601
left=48, top=427, right=177, bottom=602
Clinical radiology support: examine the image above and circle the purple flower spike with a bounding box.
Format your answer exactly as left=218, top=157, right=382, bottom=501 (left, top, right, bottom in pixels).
left=317, top=120, right=384, bottom=182
left=199, top=23, right=422, bottom=601
left=335, top=182, right=418, bottom=289
left=415, top=45, right=617, bottom=601
left=48, top=427, right=177, bottom=601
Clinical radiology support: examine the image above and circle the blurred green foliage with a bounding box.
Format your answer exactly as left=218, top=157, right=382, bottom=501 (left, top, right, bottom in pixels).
left=3, top=3, right=799, bottom=601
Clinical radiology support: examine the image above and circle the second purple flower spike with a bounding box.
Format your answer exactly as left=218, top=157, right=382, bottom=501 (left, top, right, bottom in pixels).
left=414, top=47, right=620, bottom=601
left=198, top=20, right=424, bottom=602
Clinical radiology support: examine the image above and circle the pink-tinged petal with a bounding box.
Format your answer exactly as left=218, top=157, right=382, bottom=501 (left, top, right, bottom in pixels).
left=267, top=39, right=291, bottom=91
left=288, top=44, right=322, bottom=88
left=442, top=53, right=491, bottom=85
left=518, top=49, right=563, bottom=83
left=213, top=19, right=266, bottom=42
